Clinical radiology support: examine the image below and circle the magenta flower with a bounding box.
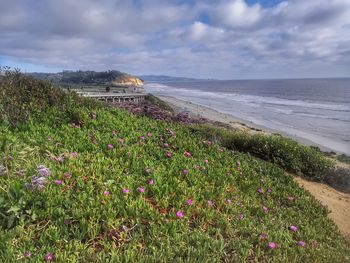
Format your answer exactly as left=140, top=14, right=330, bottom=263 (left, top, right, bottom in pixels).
left=259, top=234, right=268, bottom=240
left=137, top=187, right=145, bottom=193
left=268, top=242, right=276, bottom=250
left=239, top=213, right=244, bottom=220
left=186, top=199, right=193, bottom=205
left=140, top=136, right=145, bottom=140
left=70, top=151, right=78, bottom=158
left=257, top=188, right=264, bottom=194
left=103, top=190, right=110, bottom=196
left=54, top=180, right=62, bottom=185
left=166, top=153, right=172, bottom=158
left=147, top=133, right=152, bottom=137
left=176, top=211, right=184, bottom=218
left=290, top=225, right=298, bottom=232
left=297, top=241, right=306, bottom=247
left=184, top=151, right=192, bottom=157
left=119, top=138, right=125, bottom=144
left=147, top=179, right=154, bottom=185
left=122, top=188, right=129, bottom=194
left=107, top=144, right=114, bottom=150
left=182, top=169, right=189, bottom=175
left=262, top=206, right=269, bottom=212
left=204, top=159, right=209, bottom=164
left=44, top=253, right=54, bottom=261
left=236, top=161, right=241, bottom=166
left=64, top=172, right=72, bottom=179
left=164, top=143, right=169, bottom=148
left=24, top=251, right=31, bottom=257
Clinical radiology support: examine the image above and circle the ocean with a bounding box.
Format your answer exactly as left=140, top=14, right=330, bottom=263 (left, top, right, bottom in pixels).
left=145, top=78, right=350, bottom=155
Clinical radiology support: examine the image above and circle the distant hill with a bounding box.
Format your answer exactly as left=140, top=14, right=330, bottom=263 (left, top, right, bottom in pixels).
left=29, top=70, right=144, bottom=87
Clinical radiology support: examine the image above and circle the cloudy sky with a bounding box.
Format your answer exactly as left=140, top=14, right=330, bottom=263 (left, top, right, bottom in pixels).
left=0, top=0, right=349, bottom=79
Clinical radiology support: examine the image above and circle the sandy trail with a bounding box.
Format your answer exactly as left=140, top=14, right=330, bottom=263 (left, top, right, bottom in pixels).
left=294, top=177, right=350, bottom=241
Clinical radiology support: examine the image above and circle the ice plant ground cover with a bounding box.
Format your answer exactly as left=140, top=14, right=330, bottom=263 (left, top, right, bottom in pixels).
left=0, top=73, right=349, bottom=261
left=0, top=107, right=349, bottom=262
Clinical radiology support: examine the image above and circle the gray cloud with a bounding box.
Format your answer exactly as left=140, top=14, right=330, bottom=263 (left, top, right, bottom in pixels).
left=0, top=0, right=349, bottom=78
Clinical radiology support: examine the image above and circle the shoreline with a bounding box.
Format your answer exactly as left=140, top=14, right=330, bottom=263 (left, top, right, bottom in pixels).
left=157, top=95, right=343, bottom=155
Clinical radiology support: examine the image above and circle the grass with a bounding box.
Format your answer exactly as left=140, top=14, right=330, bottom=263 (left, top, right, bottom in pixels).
left=0, top=72, right=349, bottom=261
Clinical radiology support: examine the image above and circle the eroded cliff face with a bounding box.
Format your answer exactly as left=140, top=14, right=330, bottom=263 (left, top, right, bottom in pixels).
left=112, top=75, right=144, bottom=87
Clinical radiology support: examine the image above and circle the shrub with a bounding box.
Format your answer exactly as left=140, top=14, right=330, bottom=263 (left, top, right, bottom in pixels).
left=190, top=124, right=334, bottom=181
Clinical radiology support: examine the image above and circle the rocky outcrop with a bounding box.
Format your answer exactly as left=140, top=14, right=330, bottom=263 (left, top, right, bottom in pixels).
left=112, top=74, right=144, bottom=87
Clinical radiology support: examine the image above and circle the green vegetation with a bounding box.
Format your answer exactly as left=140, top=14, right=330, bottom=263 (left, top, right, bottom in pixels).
left=0, top=72, right=349, bottom=262
left=145, top=94, right=174, bottom=113
left=190, top=125, right=334, bottom=182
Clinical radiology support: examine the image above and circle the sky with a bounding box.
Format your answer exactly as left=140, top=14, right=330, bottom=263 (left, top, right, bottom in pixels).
left=0, top=0, right=350, bottom=79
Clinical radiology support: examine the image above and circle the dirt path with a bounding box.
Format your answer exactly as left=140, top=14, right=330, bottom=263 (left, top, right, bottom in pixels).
left=294, top=177, right=350, bottom=241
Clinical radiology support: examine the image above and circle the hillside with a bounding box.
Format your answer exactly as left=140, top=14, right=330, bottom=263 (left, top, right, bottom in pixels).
left=29, top=70, right=144, bottom=87
left=0, top=71, right=349, bottom=262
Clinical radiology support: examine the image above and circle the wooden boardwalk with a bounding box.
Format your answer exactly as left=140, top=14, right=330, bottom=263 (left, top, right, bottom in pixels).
left=78, top=92, right=146, bottom=103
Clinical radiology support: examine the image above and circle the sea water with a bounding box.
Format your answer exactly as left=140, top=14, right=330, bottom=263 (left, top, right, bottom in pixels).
left=145, top=78, right=350, bottom=154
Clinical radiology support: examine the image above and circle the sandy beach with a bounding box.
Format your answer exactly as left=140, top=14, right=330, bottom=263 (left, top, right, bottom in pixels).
left=158, top=95, right=341, bottom=154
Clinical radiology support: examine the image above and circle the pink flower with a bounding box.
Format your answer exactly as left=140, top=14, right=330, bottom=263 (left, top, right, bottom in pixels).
left=147, top=179, right=154, bottom=185
left=236, top=161, right=241, bottom=166
left=107, top=144, right=114, bottom=150
left=182, top=169, right=189, bottom=175
left=54, top=180, right=62, bottom=185
left=186, top=199, right=193, bottom=205
left=239, top=213, right=244, bottom=220
left=204, top=159, right=209, bottom=164
left=267, top=188, right=272, bottom=193
left=257, top=188, right=263, bottom=194
left=145, top=168, right=151, bottom=174
left=176, top=211, right=184, bottom=218
left=163, top=143, right=169, bottom=148
left=288, top=196, right=295, bottom=202
left=103, top=191, right=110, bottom=196
left=119, top=138, right=125, bottom=144
left=226, top=199, right=232, bottom=205
left=290, top=225, right=298, bottom=232
left=297, top=241, right=306, bottom=247
left=112, top=131, right=117, bottom=136
left=70, top=151, right=78, bottom=158
left=137, top=187, right=145, bottom=193
left=268, top=242, right=276, bottom=250
left=44, top=253, right=54, bottom=261
left=140, top=136, right=145, bottom=140
left=184, top=151, right=192, bottom=157
left=122, top=188, right=129, bottom=194
left=24, top=251, right=31, bottom=257
left=207, top=200, right=214, bottom=207
left=64, top=172, right=72, bottom=179
left=259, top=234, right=268, bottom=240
left=166, top=153, right=172, bottom=158
left=262, top=206, right=269, bottom=212
left=57, top=156, right=64, bottom=163
left=147, top=133, right=152, bottom=137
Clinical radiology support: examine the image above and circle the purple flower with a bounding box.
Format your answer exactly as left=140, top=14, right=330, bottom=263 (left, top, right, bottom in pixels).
left=122, top=188, right=129, bottom=194
left=226, top=199, right=232, bottom=204
left=107, top=144, right=114, bottom=150
left=166, top=153, right=172, bottom=158
left=267, top=188, right=272, bottom=193
left=163, top=143, right=169, bottom=148
left=262, top=206, right=269, bottom=212
left=239, top=213, right=244, bottom=220
left=176, top=211, right=184, bottom=218
left=64, top=173, right=72, bottom=179
left=257, top=188, right=264, bottom=194
left=103, top=190, right=110, bottom=196
left=57, top=156, right=64, bottom=163
left=137, top=187, right=145, bottom=193
left=54, top=180, right=62, bottom=185
left=70, top=151, right=78, bottom=158
left=182, top=169, right=189, bottom=175
left=147, top=179, right=154, bottom=185
left=186, top=199, right=193, bottom=205
left=26, top=175, right=47, bottom=191
left=290, top=225, right=298, bottom=232
left=119, top=138, right=125, bottom=144
left=44, top=253, right=54, bottom=261
left=236, top=161, right=241, bottom=166
left=140, top=136, right=145, bottom=140
left=297, top=241, right=306, bottom=247
left=288, top=196, right=295, bottom=202
left=268, top=242, right=276, bottom=250
left=207, top=200, right=214, bottom=207
left=259, top=234, right=268, bottom=240
left=37, top=165, right=51, bottom=177
left=24, top=251, right=31, bottom=257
